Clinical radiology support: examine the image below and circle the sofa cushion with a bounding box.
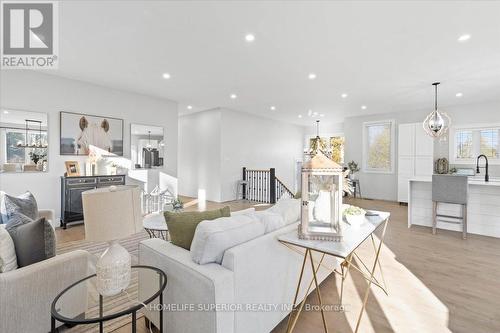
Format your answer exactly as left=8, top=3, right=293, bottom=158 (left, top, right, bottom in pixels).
left=0, top=224, right=18, bottom=272
left=5, top=215, right=50, bottom=267
left=253, top=211, right=286, bottom=233
left=230, top=207, right=255, bottom=216
left=3, top=191, right=39, bottom=223
left=164, top=207, right=230, bottom=250
left=190, top=214, right=265, bottom=265
left=267, top=198, right=300, bottom=225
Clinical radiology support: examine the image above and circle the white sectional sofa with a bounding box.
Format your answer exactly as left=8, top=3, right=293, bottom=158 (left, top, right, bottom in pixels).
left=139, top=214, right=339, bottom=333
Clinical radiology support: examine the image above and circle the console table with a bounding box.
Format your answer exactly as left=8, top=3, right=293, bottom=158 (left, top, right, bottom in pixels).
left=60, top=175, right=126, bottom=229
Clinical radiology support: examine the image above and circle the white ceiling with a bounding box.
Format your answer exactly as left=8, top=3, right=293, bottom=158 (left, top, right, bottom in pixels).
left=51, top=1, right=500, bottom=125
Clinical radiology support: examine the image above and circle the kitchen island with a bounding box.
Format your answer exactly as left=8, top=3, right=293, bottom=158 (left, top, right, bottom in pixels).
left=408, top=177, right=500, bottom=238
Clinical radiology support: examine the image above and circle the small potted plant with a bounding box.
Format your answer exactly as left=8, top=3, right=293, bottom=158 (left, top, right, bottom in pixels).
left=347, top=160, right=360, bottom=180
left=343, top=205, right=366, bottom=228
left=172, top=197, right=184, bottom=212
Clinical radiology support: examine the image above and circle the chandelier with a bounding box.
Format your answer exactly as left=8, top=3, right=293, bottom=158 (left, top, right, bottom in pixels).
left=423, top=82, right=451, bottom=139
left=15, top=119, right=48, bottom=148
left=305, top=120, right=332, bottom=157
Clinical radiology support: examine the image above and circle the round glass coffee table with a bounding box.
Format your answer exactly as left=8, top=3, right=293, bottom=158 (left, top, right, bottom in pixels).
left=51, top=265, right=167, bottom=333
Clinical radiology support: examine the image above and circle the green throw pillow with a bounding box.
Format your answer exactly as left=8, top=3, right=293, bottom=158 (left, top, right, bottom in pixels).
left=164, top=207, right=230, bottom=250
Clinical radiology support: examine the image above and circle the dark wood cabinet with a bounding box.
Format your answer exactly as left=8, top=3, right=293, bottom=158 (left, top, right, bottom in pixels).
left=60, top=175, right=126, bottom=229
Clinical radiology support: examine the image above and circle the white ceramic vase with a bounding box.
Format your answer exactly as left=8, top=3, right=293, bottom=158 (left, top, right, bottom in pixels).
left=96, top=240, right=131, bottom=296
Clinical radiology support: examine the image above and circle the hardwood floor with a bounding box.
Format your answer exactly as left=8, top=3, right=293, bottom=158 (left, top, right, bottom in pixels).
left=56, top=197, right=500, bottom=333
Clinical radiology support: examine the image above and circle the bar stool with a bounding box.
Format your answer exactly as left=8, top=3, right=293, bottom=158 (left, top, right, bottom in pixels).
left=236, top=180, right=248, bottom=200
left=432, top=175, right=468, bottom=239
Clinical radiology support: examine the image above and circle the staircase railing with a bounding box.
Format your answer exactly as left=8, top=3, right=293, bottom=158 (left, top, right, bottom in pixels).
left=242, top=167, right=294, bottom=203
left=276, top=177, right=294, bottom=200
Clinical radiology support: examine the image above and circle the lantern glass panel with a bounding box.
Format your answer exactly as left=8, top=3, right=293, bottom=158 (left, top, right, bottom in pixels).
left=307, top=173, right=341, bottom=234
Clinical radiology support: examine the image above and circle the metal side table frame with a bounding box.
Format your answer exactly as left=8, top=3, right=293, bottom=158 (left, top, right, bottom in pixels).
left=279, top=214, right=389, bottom=333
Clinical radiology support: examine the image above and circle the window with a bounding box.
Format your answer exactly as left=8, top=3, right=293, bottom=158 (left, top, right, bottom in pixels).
left=451, top=125, right=500, bottom=164
left=363, top=120, right=395, bottom=173
left=480, top=130, right=498, bottom=158
left=330, top=136, right=344, bottom=164
left=455, top=130, right=473, bottom=159
left=4, top=129, right=48, bottom=164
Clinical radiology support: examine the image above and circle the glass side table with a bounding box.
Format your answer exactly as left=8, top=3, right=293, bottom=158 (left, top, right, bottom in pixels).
left=51, top=265, right=167, bottom=333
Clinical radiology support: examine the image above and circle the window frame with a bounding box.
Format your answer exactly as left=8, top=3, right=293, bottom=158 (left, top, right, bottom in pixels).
left=450, top=123, right=500, bottom=165
left=362, top=120, right=396, bottom=174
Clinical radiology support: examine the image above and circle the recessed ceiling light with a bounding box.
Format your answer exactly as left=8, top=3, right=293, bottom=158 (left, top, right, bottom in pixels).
left=162, top=73, right=171, bottom=79
left=270, top=106, right=276, bottom=111
left=320, top=114, right=325, bottom=117
left=187, top=105, right=193, bottom=110
left=230, top=94, right=237, bottom=99
left=245, top=34, right=255, bottom=42
left=3, top=110, right=8, bottom=114
left=455, top=93, right=463, bottom=97
left=308, top=73, right=317, bottom=80
left=361, top=105, right=367, bottom=110
left=341, top=93, right=348, bottom=98
left=312, top=111, right=318, bottom=117
left=298, top=115, right=303, bottom=118
left=458, top=34, right=471, bottom=42
left=307, top=109, right=313, bottom=116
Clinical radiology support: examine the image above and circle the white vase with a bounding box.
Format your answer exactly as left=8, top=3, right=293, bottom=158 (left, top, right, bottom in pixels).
left=96, top=240, right=131, bottom=296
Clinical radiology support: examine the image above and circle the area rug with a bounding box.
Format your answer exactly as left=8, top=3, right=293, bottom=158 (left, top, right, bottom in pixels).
left=56, top=231, right=150, bottom=333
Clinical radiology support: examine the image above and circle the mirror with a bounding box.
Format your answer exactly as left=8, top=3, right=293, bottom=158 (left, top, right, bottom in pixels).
left=130, top=124, right=164, bottom=169
left=0, top=109, right=49, bottom=173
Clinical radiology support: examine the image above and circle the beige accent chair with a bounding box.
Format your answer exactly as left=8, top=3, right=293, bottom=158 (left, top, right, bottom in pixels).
left=2, top=163, right=17, bottom=172
left=0, top=209, right=93, bottom=333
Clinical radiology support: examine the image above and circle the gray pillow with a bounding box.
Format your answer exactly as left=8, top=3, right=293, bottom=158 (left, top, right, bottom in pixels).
left=6, top=213, right=56, bottom=259
left=3, top=192, right=38, bottom=223
left=6, top=214, right=55, bottom=267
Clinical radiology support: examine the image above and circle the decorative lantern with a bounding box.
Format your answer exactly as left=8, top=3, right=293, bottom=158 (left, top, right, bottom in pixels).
left=299, top=151, right=343, bottom=241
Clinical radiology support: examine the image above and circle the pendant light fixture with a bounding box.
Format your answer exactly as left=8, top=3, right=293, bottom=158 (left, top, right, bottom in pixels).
left=423, top=82, right=451, bottom=139
left=306, top=120, right=332, bottom=157
left=15, top=119, right=48, bottom=148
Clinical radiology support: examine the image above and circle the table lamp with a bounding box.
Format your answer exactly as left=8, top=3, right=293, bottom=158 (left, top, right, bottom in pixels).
left=82, top=185, right=142, bottom=296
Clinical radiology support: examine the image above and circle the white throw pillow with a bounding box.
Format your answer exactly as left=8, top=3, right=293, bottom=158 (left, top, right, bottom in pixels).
left=0, top=224, right=18, bottom=272
left=267, top=198, right=300, bottom=225
left=190, top=214, right=265, bottom=265
left=254, top=211, right=285, bottom=233
left=230, top=207, right=256, bottom=216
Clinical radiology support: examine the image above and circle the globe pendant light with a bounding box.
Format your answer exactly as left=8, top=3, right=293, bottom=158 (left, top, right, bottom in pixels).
left=423, top=82, right=451, bottom=139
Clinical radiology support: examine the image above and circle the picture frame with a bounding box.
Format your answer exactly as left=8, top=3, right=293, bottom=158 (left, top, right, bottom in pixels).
left=65, top=161, right=81, bottom=177
left=60, top=111, right=124, bottom=156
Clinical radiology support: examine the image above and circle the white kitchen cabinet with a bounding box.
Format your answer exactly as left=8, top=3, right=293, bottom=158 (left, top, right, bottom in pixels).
left=397, top=123, right=433, bottom=203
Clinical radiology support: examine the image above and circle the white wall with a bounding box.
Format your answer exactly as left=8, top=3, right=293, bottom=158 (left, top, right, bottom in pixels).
left=0, top=71, right=178, bottom=223
left=344, top=100, right=500, bottom=201
left=178, top=108, right=304, bottom=202
left=177, top=109, right=222, bottom=202
left=220, top=109, right=304, bottom=202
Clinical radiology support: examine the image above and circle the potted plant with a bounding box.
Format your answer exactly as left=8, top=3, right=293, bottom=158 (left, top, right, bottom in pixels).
left=343, top=205, right=366, bottom=228
left=347, top=160, right=360, bottom=180
left=172, top=197, right=184, bottom=212
left=29, top=150, right=47, bottom=171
